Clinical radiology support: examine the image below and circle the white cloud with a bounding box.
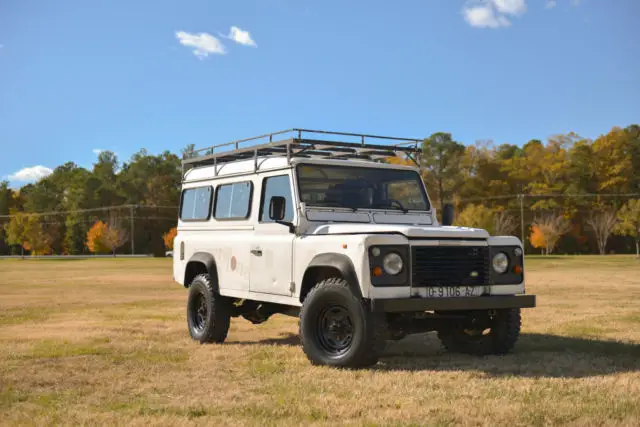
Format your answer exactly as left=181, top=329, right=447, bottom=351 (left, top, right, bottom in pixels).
left=175, top=31, right=226, bottom=59
left=463, top=4, right=511, bottom=28
left=546, top=0, right=557, bottom=8
left=462, top=0, right=527, bottom=29
left=93, top=149, right=103, bottom=155
left=571, top=0, right=582, bottom=5
left=224, top=26, right=257, bottom=47
left=9, top=166, right=53, bottom=183
left=493, top=0, right=527, bottom=15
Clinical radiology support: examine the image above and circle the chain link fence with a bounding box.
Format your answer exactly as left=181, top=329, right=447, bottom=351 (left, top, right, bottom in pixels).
left=1, top=194, right=639, bottom=256
left=0, top=205, right=178, bottom=257
left=447, top=194, right=640, bottom=255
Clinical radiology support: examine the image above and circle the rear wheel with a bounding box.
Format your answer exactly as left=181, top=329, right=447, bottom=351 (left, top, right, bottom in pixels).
left=437, top=308, right=521, bottom=355
left=299, top=278, right=386, bottom=368
left=187, top=274, right=231, bottom=344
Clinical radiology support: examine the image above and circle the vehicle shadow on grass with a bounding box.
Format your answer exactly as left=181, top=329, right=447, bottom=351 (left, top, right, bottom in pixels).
left=377, top=332, right=640, bottom=378
left=229, top=332, right=640, bottom=378
left=229, top=334, right=301, bottom=347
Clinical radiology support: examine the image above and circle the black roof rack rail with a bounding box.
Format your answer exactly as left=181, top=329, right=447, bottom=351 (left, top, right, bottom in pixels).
left=182, top=129, right=422, bottom=172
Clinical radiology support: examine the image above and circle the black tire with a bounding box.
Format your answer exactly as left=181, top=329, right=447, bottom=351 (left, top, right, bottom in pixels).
left=186, top=274, right=231, bottom=344
left=299, top=278, right=386, bottom=368
left=437, top=308, right=521, bottom=356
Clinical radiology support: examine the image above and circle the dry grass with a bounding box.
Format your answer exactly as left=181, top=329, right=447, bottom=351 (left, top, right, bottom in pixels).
left=1, top=256, right=639, bottom=426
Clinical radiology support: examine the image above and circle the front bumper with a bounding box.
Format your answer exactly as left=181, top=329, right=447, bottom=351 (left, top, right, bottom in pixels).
left=371, top=294, right=536, bottom=313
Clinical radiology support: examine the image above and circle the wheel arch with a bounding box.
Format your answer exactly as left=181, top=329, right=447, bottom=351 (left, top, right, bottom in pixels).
left=300, top=253, right=362, bottom=302
left=184, top=252, right=219, bottom=291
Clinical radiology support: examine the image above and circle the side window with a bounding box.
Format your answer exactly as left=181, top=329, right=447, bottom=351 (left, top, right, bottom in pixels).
left=214, top=181, right=253, bottom=220
left=180, top=186, right=213, bottom=221
left=260, top=175, right=294, bottom=222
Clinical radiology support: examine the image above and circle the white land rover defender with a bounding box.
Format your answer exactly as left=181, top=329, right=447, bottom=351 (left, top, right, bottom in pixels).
left=173, top=129, right=536, bottom=368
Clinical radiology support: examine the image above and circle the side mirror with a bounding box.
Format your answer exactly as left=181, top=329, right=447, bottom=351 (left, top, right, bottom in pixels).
left=269, top=196, right=286, bottom=221
left=442, top=203, right=454, bottom=226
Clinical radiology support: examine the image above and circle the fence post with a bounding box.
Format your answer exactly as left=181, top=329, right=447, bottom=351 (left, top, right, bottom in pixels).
left=130, top=205, right=135, bottom=255
left=519, top=194, right=525, bottom=252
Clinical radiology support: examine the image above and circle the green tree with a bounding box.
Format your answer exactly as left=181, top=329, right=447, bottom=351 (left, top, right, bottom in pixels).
left=4, top=213, right=55, bottom=256
left=592, top=127, right=633, bottom=194
left=181, top=143, right=196, bottom=159
left=615, top=200, right=640, bottom=258
left=0, top=181, right=11, bottom=215
left=0, top=181, right=14, bottom=254
left=23, top=216, right=57, bottom=255
left=626, top=125, right=640, bottom=193
left=4, top=211, right=29, bottom=258
left=458, top=143, right=510, bottom=203
left=93, top=151, right=123, bottom=207
left=117, top=150, right=181, bottom=256
left=455, top=203, right=494, bottom=233
left=422, top=132, right=465, bottom=211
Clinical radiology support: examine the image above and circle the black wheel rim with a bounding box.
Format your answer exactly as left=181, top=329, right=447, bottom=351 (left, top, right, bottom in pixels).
left=190, top=291, right=208, bottom=333
left=316, top=305, right=354, bottom=355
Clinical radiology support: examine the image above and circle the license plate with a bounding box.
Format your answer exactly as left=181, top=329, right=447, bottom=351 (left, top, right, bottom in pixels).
left=427, top=286, right=483, bottom=298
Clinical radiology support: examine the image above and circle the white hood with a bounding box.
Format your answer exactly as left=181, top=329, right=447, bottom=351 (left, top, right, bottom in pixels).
left=307, top=223, right=490, bottom=239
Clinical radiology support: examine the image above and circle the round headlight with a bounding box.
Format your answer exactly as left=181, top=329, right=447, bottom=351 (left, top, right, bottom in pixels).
left=382, top=252, right=403, bottom=276
left=492, top=252, right=509, bottom=274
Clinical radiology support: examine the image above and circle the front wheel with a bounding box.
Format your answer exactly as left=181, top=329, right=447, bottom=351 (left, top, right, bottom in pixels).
left=187, top=274, right=231, bottom=344
left=437, top=308, right=521, bottom=356
left=299, top=278, right=386, bottom=368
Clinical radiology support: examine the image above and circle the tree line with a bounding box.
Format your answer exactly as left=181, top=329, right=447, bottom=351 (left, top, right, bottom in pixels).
left=0, top=150, right=182, bottom=256
left=403, top=124, right=640, bottom=256
left=1, top=124, right=639, bottom=256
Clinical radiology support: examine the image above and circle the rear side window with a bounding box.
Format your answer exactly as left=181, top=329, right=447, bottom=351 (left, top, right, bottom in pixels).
left=214, top=181, right=253, bottom=220
left=180, top=186, right=213, bottom=221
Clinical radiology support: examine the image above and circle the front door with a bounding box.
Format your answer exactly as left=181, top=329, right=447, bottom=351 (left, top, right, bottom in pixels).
left=249, top=174, right=296, bottom=296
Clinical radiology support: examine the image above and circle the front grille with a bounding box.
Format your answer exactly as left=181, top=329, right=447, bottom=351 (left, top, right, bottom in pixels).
left=411, top=246, right=490, bottom=287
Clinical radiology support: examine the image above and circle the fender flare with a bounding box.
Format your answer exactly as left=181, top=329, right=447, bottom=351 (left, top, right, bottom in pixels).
left=304, top=253, right=363, bottom=299
left=185, top=252, right=219, bottom=292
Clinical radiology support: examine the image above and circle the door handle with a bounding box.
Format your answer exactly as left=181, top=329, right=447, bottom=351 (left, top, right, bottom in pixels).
left=250, top=248, right=263, bottom=256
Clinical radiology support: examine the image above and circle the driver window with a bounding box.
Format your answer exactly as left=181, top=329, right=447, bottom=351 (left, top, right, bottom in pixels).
left=260, top=175, right=294, bottom=222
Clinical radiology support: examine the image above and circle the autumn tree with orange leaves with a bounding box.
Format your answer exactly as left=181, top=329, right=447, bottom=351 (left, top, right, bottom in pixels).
left=529, top=226, right=546, bottom=254
left=163, top=227, right=177, bottom=251
left=530, top=215, right=571, bottom=255
left=86, top=221, right=109, bottom=254
left=86, top=220, right=128, bottom=256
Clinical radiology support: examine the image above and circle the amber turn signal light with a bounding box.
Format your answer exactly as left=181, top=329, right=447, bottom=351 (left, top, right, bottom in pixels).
left=372, top=266, right=383, bottom=277
left=513, top=265, right=523, bottom=275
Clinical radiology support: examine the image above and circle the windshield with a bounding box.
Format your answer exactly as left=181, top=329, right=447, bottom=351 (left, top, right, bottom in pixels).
left=296, top=164, right=430, bottom=211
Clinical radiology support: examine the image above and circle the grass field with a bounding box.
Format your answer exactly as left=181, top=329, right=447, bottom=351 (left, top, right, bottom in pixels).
left=1, top=256, right=639, bottom=426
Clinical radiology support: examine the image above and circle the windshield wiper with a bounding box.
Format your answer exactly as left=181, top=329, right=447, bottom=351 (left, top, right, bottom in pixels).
left=373, top=201, right=409, bottom=213
left=389, top=205, right=409, bottom=214
left=319, top=201, right=359, bottom=212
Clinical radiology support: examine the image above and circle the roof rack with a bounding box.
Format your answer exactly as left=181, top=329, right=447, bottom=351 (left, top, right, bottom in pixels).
left=182, top=128, right=422, bottom=172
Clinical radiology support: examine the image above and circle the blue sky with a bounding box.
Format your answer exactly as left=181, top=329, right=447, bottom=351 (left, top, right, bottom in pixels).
left=1, top=0, right=638, bottom=186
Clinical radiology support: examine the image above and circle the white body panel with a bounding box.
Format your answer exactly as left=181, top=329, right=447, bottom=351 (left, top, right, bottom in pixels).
left=173, top=158, right=527, bottom=307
